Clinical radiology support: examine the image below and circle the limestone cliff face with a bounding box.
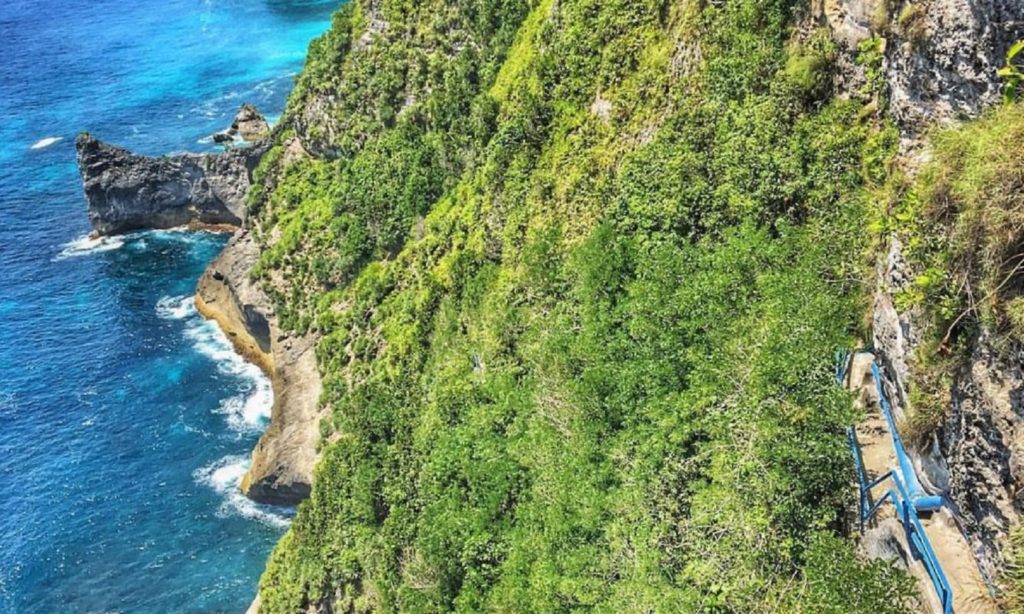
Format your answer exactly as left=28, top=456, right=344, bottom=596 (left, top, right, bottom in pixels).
left=195, top=232, right=324, bottom=506
left=76, top=133, right=265, bottom=235
left=75, top=109, right=326, bottom=508
left=873, top=237, right=1024, bottom=583
left=814, top=0, right=1024, bottom=135
left=815, top=0, right=1024, bottom=585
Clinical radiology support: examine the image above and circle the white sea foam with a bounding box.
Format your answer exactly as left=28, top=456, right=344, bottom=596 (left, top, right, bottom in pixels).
left=57, top=228, right=223, bottom=261
left=216, top=377, right=274, bottom=432
left=193, top=455, right=291, bottom=529
left=160, top=295, right=273, bottom=433
left=155, top=295, right=197, bottom=320
left=30, top=136, right=62, bottom=150
left=55, top=234, right=126, bottom=260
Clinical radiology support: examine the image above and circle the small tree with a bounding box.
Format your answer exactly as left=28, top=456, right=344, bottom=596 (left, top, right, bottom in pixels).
left=998, top=40, right=1024, bottom=103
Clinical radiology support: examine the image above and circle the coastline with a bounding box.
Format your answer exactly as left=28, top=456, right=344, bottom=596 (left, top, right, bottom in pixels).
left=73, top=126, right=325, bottom=509
left=193, top=230, right=324, bottom=507
left=73, top=115, right=324, bottom=610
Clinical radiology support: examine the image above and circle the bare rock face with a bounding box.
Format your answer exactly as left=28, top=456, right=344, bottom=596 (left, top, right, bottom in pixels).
left=76, top=108, right=324, bottom=509
left=196, top=232, right=324, bottom=506
left=814, top=0, right=1024, bottom=136
left=232, top=103, right=271, bottom=142
left=943, top=336, right=1024, bottom=580
left=884, top=0, right=1024, bottom=133
left=76, top=133, right=266, bottom=235
left=214, top=103, right=271, bottom=144
left=872, top=236, right=1024, bottom=582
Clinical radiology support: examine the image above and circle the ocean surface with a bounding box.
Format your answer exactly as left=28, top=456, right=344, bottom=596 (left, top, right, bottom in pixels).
left=0, top=1, right=336, bottom=611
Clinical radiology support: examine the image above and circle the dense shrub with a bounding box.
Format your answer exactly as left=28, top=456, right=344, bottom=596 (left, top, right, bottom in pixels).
left=253, top=0, right=916, bottom=611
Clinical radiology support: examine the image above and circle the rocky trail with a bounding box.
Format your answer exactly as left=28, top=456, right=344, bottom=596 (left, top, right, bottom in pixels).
left=846, top=352, right=997, bottom=614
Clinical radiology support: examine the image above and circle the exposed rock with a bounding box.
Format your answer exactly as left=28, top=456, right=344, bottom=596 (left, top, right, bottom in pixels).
left=76, top=133, right=266, bottom=235
left=214, top=103, right=271, bottom=144
left=872, top=236, right=919, bottom=409
left=212, top=131, right=236, bottom=145
left=282, top=136, right=310, bottom=167
left=863, top=518, right=912, bottom=568
left=883, top=1, right=1024, bottom=135
left=814, top=0, right=1024, bottom=138
left=815, top=0, right=876, bottom=47
left=195, top=231, right=324, bottom=506
left=589, top=92, right=612, bottom=121
left=942, top=334, right=1024, bottom=580
left=76, top=108, right=323, bottom=507
left=232, top=103, right=271, bottom=142
left=872, top=235, right=1024, bottom=584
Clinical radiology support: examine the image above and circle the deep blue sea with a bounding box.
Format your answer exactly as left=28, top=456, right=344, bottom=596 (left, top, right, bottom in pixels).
left=0, top=1, right=336, bottom=611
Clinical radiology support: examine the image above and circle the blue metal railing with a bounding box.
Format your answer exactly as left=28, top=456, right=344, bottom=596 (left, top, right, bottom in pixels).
left=849, top=428, right=953, bottom=614
left=837, top=350, right=943, bottom=512
left=841, top=350, right=953, bottom=613
left=869, top=362, right=944, bottom=512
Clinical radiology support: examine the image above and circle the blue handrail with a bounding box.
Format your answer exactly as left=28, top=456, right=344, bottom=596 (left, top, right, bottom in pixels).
left=841, top=350, right=952, bottom=612
left=868, top=362, right=944, bottom=512
left=848, top=427, right=953, bottom=614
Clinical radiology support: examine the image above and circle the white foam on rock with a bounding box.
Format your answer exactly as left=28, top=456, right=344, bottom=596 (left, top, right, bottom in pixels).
left=155, top=295, right=197, bottom=320
left=55, top=234, right=126, bottom=260
left=157, top=295, right=272, bottom=433
left=193, top=455, right=291, bottom=529
left=216, top=379, right=274, bottom=433
left=56, top=228, right=224, bottom=261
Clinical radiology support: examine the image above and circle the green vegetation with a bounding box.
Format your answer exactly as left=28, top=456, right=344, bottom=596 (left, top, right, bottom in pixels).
left=250, top=0, right=918, bottom=611
left=999, top=40, right=1024, bottom=103
left=1003, top=527, right=1024, bottom=610
left=886, top=103, right=1024, bottom=440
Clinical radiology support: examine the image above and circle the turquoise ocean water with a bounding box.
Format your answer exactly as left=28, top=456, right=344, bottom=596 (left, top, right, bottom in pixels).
left=0, top=1, right=336, bottom=610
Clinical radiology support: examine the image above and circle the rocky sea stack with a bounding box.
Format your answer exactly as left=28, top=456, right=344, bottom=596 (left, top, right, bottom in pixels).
left=75, top=104, right=275, bottom=235
left=75, top=133, right=266, bottom=235
left=213, top=103, right=272, bottom=145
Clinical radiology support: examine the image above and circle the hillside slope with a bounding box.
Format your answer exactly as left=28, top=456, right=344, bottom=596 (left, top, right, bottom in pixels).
left=244, top=0, right=1021, bottom=611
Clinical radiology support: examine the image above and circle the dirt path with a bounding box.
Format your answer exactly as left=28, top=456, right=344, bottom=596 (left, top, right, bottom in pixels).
left=846, top=352, right=996, bottom=614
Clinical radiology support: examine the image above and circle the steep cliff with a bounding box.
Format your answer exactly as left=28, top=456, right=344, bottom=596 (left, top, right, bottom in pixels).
left=72, top=0, right=1024, bottom=609
left=76, top=133, right=265, bottom=234
left=816, top=0, right=1024, bottom=595
left=814, top=0, right=1023, bottom=136
left=76, top=106, right=326, bottom=507
left=249, top=0, right=927, bottom=611
left=872, top=105, right=1024, bottom=593
left=195, top=232, right=324, bottom=505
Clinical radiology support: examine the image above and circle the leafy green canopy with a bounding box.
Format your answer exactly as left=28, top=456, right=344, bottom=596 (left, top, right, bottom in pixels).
left=253, top=0, right=912, bottom=611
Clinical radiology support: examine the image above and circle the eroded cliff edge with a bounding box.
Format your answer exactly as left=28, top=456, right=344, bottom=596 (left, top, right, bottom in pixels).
left=76, top=107, right=324, bottom=507
left=813, top=0, right=1024, bottom=589
left=194, top=232, right=322, bottom=505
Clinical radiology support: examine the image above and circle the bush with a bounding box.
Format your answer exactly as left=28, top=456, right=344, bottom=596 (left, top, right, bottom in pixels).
left=254, top=1, right=915, bottom=611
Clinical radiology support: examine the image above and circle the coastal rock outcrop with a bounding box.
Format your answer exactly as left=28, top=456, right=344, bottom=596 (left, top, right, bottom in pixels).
left=76, top=133, right=266, bottom=235
left=75, top=117, right=326, bottom=508
left=195, top=231, right=324, bottom=506
left=213, top=103, right=271, bottom=144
